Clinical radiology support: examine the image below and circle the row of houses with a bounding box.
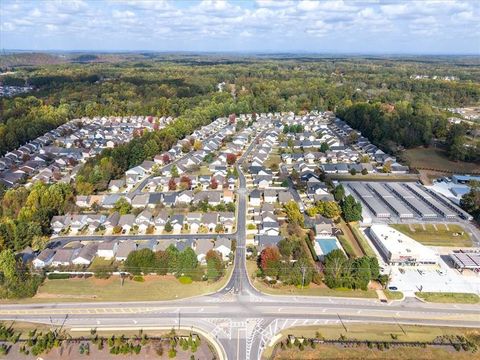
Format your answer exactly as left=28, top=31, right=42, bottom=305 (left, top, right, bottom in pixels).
left=0, top=116, right=169, bottom=188
left=33, top=237, right=232, bottom=269
left=76, top=189, right=235, bottom=210
left=52, top=210, right=236, bottom=235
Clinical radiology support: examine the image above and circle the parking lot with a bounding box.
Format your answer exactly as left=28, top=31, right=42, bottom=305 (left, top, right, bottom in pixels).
left=388, top=257, right=480, bottom=297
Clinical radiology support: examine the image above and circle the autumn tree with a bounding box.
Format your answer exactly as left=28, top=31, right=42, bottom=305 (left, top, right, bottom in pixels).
left=226, top=153, right=237, bottom=166
left=179, top=175, right=192, bottom=190
left=168, top=178, right=177, bottom=191
left=260, top=246, right=281, bottom=277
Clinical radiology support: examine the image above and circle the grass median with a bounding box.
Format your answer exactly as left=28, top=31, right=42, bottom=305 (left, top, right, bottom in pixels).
left=415, top=291, right=479, bottom=304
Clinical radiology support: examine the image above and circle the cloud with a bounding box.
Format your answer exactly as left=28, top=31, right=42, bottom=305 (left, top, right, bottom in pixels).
left=0, top=0, right=478, bottom=53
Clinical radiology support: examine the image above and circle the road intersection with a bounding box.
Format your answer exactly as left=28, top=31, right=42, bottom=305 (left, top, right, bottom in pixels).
left=1, top=130, right=479, bottom=360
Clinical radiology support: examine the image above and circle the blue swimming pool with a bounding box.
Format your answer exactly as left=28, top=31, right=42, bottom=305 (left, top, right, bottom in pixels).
left=316, top=238, right=339, bottom=255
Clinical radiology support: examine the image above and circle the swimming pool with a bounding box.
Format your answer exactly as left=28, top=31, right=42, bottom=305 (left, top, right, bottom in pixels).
left=315, top=238, right=339, bottom=256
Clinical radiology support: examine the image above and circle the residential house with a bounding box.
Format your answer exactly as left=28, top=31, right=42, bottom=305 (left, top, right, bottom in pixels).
left=72, top=244, right=98, bottom=266
left=32, top=249, right=55, bottom=268
left=115, top=241, right=137, bottom=261
left=97, top=241, right=119, bottom=259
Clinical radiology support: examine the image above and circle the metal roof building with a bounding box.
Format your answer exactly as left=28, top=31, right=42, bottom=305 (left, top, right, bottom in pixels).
left=404, top=183, right=457, bottom=219
left=367, top=183, right=414, bottom=219
left=348, top=183, right=391, bottom=218
left=386, top=183, right=438, bottom=218
left=450, top=251, right=480, bottom=271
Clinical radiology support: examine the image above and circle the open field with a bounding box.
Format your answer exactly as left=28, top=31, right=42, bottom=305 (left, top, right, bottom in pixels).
left=403, top=147, right=480, bottom=174
left=391, top=223, right=472, bottom=247
left=416, top=292, right=479, bottom=304
left=3, top=267, right=232, bottom=304
left=265, top=324, right=480, bottom=360
left=246, top=261, right=377, bottom=299
left=271, top=345, right=478, bottom=360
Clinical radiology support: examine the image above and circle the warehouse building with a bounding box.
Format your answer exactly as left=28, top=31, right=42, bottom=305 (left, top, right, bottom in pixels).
left=367, top=183, right=414, bottom=219
left=403, top=183, right=456, bottom=219
left=370, top=224, right=438, bottom=266
left=386, top=183, right=438, bottom=218
left=348, top=183, right=391, bottom=218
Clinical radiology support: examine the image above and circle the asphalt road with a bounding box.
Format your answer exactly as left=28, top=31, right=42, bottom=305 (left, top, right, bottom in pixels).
left=3, top=127, right=480, bottom=360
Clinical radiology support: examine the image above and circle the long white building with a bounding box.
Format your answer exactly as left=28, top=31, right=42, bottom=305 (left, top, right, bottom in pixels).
left=370, top=224, right=438, bottom=266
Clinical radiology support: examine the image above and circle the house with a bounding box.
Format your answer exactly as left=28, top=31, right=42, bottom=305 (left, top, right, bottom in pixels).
left=264, top=190, right=277, bottom=203
left=131, top=193, right=149, bottom=208
left=72, top=244, right=98, bottom=266
left=118, top=214, right=135, bottom=233
left=186, top=212, right=202, bottom=234
left=32, top=249, right=55, bottom=268
left=104, top=211, right=120, bottom=232
left=170, top=214, right=184, bottom=234
left=97, top=241, right=119, bottom=259
left=154, top=211, right=169, bottom=232
left=108, top=178, right=126, bottom=193
left=214, top=237, right=231, bottom=260
left=135, top=209, right=153, bottom=232
left=200, top=213, right=217, bottom=232
left=177, top=190, right=194, bottom=205
left=249, top=189, right=262, bottom=206
left=51, top=248, right=78, bottom=267
left=255, top=235, right=282, bottom=251
left=51, top=215, right=68, bottom=234
left=278, top=191, right=294, bottom=204
left=193, top=239, right=214, bottom=264
left=223, top=189, right=234, bottom=203
left=115, top=241, right=137, bottom=261
left=260, top=221, right=280, bottom=236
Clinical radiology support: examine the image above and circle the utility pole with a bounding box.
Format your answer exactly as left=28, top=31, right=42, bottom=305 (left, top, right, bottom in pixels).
left=301, top=266, right=307, bottom=290
left=178, top=311, right=181, bottom=331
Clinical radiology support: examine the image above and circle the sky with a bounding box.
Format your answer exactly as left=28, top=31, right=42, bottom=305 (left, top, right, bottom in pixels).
left=1, top=0, right=479, bottom=54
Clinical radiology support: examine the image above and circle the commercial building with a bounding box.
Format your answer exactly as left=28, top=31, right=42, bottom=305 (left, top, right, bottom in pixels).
left=369, top=225, right=438, bottom=266
left=450, top=250, right=480, bottom=272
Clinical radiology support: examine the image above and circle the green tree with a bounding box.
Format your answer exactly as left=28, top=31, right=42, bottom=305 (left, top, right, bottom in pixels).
left=333, top=184, right=345, bottom=202
left=113, top=198, right=132, bottom=215
left=284, top=201, right=304, bottom=227
left=341, top=195, right=362, bottom=222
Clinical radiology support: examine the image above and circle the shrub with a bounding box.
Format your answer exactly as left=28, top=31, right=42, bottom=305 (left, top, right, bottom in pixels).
left=133, top=276, right=145, bottom=282
left=178, top=276, right=193, bottom=284
left=47, top=273, right=70, bottom=280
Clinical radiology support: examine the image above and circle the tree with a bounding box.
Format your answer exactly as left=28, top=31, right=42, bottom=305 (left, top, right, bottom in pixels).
left=361, top=168, right=368, bottom=175
left=114, top=198, right=132, bottom=215
left=170, top=164, right=179, bottom=178
left=193, top=139, right=202, bottom=151
left=181, top=142, right=191, bottom=153
left=162, top=154, right=171, bottom=164
left=179, top=175, right=192, bottom=190
left=319, top=142, right=329, bottom=153
left=321, top=201, right=341, bottom=219
left=333, top=184, right=345, bottom=202
left=164, top=221, right=173, bottom=233
left=226, top=153, right=237, bottom=166
left=382, top=161, right=392, bottom=174
left=349, top=168, right=357, bottom=175
left=168, top=178, right=177, bottom=191
left=0, top=249, right=17, bottom=282
left=177, top=247, right=198, bottom=275
left=284, top=201, right=304, bottom=227
left=215, top=224, right=224, bottom=233
left=460, top=181, right=480, bottom=221
left=341, top=195, right=362, bottom=222
left=206, top=250, right=223, bottom=280
left=124, top=249, right=156, bottom=275
left=260, top=246, right=281, bottom=277
left=210, top=178, right=218, bottom=189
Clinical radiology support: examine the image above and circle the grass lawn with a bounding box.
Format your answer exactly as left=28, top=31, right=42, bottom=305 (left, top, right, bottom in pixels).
left=265, top=324, right=480, bottom=360
left=246, top=261, right=377, bottom=299
left=349, top=223, right=376, bottom=257
left=416, top=292, right=479, bottom=304
left=391, top=223, right=472, bottom=247
left=403, top=146, right=480, bottom=174
left=384, top=290, right=404, bottom=300
left=87, top=257, right=114, bottom=271
left=9, top=266, right=232, bottom=303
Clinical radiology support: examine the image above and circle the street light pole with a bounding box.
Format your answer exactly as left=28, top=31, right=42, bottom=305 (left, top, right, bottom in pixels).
left=301, top=266, right=307, bottom=290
